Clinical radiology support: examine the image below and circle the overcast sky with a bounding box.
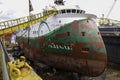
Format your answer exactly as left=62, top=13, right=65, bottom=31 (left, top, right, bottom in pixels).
left=0, top=0, right=120, bottom=21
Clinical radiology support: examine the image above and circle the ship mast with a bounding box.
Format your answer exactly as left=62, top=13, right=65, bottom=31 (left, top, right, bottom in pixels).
left=29, top=0, right=33, bottom=15
left=28, top=0, right=33, bottom=45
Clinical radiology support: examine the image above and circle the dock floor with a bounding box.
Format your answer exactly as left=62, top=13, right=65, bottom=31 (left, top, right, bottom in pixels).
left=35, top=64, right=120, bottom=80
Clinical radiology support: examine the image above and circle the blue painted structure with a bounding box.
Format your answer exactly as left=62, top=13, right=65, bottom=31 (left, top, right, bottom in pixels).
left=99, top=26, right=120, bottom=64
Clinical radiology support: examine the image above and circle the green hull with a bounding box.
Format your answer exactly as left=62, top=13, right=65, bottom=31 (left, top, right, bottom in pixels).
left=17, top=19, right=107, bottom=76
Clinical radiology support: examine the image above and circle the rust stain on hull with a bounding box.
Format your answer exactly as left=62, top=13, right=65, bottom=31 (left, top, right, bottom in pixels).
left=17, top=19, right=107, bottom=77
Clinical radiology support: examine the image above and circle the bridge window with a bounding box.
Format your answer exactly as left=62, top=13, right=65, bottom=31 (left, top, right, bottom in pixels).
left=72, top=9, right=76, bottom=13
left=67, top=9, right=71, bottom=13
left=61, top=10, right=65, bottom=13
left=78, top=10, right=85, bottom=14
left=77, top=10, right=80, bottom=13
left=80, top=10, right=83, bottom=13
left=60, top=9, right=85, bottom=14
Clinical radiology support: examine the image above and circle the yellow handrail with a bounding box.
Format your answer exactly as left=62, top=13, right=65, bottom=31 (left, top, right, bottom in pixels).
left=0, top=10, right=58, bottom=35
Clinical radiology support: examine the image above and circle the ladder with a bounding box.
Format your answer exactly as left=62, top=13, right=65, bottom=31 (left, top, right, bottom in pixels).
left=0, top=10, right=58, bottom=35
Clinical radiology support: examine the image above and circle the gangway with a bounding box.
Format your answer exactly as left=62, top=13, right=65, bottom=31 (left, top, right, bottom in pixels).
left=0, top=10, right=58, bottom=35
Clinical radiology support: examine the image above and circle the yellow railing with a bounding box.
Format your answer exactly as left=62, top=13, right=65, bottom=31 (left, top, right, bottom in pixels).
left=0, top=10, right=58, bottom=35
left=0, top=40, right=43, bottom=80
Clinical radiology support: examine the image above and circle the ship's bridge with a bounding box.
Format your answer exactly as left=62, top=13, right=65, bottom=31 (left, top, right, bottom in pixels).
left=49, top=6, right=96, bottom=19
left=48, top=6, right=86, bottom=14
left=58, top=8, right=85, bottom=14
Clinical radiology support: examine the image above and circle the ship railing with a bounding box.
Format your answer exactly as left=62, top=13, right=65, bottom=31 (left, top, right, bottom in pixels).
left=0, top=39, right=10, bottom=80
left=0, top=10, right=58, bottom=35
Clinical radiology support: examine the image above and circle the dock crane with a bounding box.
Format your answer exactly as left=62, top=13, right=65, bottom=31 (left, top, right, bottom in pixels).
left=99, top=0, right=118, bottom=26
left=106, top=0, right=117, bottom=18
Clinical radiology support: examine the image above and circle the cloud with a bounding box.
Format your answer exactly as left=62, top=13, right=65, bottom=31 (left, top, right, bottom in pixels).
left=0, top=10, right=15, bottom=21
left=0, top=1, right=3, bottom=4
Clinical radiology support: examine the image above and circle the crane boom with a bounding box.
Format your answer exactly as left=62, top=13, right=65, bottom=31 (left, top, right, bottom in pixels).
left=106, top=0, right=117, bottom=18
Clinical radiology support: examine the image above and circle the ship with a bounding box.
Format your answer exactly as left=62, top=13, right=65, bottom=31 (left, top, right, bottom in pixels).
left=15, top=0, right=107, bottom=77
